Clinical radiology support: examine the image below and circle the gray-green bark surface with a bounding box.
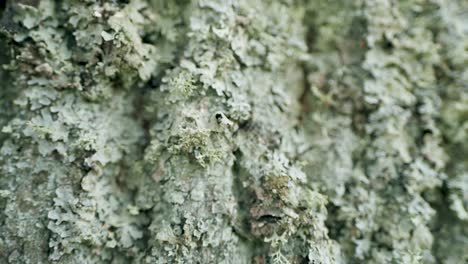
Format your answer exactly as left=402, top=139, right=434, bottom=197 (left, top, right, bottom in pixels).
left=0, top=0, right=466, bottom=263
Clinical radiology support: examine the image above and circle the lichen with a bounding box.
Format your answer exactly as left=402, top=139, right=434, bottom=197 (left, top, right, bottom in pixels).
left=0, top=0, right=466, bottom=263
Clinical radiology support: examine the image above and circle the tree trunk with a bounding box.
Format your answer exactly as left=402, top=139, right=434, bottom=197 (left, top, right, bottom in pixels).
left=0, top=0, right=466, bottom=263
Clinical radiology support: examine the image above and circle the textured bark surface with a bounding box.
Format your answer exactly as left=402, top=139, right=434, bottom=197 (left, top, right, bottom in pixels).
left=0, top=0, right=466, bottom=263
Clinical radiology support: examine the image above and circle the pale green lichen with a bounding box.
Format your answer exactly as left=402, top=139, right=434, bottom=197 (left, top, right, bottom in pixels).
left=0, top=0, right=466, bottom=263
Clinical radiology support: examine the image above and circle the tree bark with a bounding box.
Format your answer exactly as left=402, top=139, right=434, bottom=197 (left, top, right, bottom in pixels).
left=0, top=0, right=466, bottom=263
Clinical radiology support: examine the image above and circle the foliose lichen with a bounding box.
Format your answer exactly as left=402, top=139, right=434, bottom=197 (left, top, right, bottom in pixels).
left=0, top=0, right=466, bottom=263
